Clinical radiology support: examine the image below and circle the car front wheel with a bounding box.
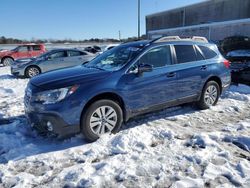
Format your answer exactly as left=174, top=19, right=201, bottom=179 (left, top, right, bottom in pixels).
left=2, top=57, right=13, bottom=66
left=81, top=99, right=123, bottom=142
left=25, top=66, right=41, bottom=78
left=197, top=81, right=220, bottom=109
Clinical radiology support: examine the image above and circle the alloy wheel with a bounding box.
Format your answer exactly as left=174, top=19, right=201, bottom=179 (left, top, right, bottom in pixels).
left=89, top=105, right=117, bottom=136
left=204, top=85, right=218, bottom=106
left=28, top=67, right=40, bottom=77
left=3, top=58, right=13, bottom=66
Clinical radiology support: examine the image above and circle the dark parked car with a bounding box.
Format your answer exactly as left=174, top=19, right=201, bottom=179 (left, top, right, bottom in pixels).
left=84, top=46, right=102, bottom=54
left=25, top=36, right=231, bottom=141
left=227, top=50, right=250, bottom=84
left=11, top=49, right=96, bottom=78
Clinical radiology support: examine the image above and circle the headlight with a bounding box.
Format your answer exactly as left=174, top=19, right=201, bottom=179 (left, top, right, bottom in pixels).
left=11, top=64, right=18, bottom=69
left=33, top=85, right=79, bottom=104
left=12, top=62, right=27, bottom=68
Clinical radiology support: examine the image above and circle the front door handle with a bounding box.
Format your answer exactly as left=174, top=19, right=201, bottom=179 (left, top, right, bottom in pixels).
left=166, top=72, right=176, bottom=77
left=201, top=65, right=207, bottom=70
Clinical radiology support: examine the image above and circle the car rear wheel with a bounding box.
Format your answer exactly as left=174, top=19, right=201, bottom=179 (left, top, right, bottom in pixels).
left=81, top=99, right=123, bottom=142
left=2, top=57, right=13, bottom=66
left=25, top=66, right=41, bottom=78
left=197, top=81, right=220, bottom=109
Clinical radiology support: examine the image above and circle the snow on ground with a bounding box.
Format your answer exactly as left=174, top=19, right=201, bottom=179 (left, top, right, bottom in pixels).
left=0, top=66, right=250, bottom=188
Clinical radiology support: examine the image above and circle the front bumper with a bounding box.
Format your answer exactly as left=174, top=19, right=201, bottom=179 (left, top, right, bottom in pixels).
left=26, top=112, right=80, bottom=138
left=11, top=66, right=25, bottom=77
left=24, top=83, right=84, bottom=138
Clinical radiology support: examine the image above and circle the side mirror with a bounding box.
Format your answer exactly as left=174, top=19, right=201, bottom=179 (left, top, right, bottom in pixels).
left=46, top=56, right=52, bottom=61
left=82, top=61, right=89, bottom=65
left=138, top=63, right=153, bottom=74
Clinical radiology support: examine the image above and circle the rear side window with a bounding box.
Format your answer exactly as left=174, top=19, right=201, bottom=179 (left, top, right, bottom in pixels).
left=174, top=45, right=197, bottom=64
left=33, top=45, right=41, bottom=51
left=68, top=50, right=82, bottom=57
left=198, top=45, right=217, bottom=59
left=80, top=51, right=87, bottom=55
left=139, top=45, right=172, bottom=68
left=49, top=51, right=66, bottom=59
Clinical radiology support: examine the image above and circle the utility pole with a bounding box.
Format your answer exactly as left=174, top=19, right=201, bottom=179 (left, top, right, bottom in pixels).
left=119, top=30, right=121, bottom=41
left=138, top=0, right=141, bottom=39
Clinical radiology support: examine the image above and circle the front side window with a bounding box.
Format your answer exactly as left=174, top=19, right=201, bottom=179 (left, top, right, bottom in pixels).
left=138, top=45, right=172, bottom=68
left=85, top=45, right=142, bottom=71
left=17, top=46, right=28, bottom=52
left=174, top=45, right=197, bottom=64
left=68, top=50, right=82, bottom=57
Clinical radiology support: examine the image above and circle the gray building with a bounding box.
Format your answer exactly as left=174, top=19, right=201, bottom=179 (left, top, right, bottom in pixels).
left=146, top=0, right=250, bottom=41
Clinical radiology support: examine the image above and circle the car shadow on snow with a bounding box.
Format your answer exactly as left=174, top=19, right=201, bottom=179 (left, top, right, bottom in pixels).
left=0, top=103, right=197, bottom=164
left=0, top=74, right=16, bottom=80
left=0, top=115, right=86, bottom=164
left=122, top=103, right=197, bottom=130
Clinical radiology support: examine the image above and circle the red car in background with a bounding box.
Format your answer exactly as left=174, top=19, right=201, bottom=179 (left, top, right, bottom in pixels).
left=0, top=44, right=46, bottom=66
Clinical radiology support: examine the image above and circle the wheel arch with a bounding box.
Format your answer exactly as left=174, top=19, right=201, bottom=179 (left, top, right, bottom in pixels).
left=25, top=65, right=42, bottom=77
left=1, top=56, right=14, bottom=63
left=204, top=76, right=222, bottom=95
left=80, top=92, right=127, bottom=129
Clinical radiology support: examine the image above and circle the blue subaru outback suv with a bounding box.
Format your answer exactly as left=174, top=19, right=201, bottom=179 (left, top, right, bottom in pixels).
left=25, top=36, right=231, bottom=141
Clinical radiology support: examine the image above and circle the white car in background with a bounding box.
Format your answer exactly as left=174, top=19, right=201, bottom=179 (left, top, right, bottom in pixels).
left=103, top=44, right=120, bottom=51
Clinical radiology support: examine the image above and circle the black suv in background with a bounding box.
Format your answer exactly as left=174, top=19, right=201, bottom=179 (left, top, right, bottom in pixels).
left=221, top=36, right=250, bottom=85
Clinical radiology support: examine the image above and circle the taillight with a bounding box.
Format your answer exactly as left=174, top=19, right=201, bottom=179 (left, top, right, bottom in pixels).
left=223, top=60, right=230, bottom=69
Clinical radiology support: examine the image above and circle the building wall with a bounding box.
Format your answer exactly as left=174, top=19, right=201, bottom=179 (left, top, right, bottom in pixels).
left=146, top=0, right=250, bottom=33
left=147, top=19, right=250, bottom=41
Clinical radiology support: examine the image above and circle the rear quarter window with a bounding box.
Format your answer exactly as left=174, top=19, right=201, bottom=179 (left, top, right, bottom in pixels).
left=198, top=45, right=217, bottom=59
left=68, top=50, right=84, bottom=57
left=32, top=45, right=41, bottom=51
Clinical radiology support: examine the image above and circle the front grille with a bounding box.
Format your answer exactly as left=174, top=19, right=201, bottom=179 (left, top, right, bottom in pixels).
left=24, top=86, right=32, bottom=107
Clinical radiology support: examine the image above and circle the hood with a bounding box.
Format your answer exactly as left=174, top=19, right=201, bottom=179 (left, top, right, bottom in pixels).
left=30, top=65, right=111, bottom=90
left=14, top=57, right=36, bottom=64
left=16, top=57, right=36, bottom=62
left=0, top=50, right=12, bottom=57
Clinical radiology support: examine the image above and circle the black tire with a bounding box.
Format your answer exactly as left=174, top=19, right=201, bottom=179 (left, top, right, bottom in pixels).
left=81, top=99, right=123, bottom=142
left=25, top=66, right=41, bottom=78
left=197, top=81, right=220, bottom=110
left=2, top=57, right=14, bottom=66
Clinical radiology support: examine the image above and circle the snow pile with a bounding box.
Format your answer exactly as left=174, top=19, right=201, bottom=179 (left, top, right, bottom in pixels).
left=0, top=66, right=250, bottom=187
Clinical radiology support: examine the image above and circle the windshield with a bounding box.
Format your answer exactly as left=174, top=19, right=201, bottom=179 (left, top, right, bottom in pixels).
left=85, top=45, right=142, bottom=71
left=11, top=46, right=19, bottom=52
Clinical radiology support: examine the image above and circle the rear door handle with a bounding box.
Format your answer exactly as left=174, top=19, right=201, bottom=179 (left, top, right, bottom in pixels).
left=166, top=72, right=176, bottom=77
left=201, top=65, right=207, bottom=70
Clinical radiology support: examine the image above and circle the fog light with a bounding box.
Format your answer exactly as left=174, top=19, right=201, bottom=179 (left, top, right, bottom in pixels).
left=47, top=121, right=53, bottom=131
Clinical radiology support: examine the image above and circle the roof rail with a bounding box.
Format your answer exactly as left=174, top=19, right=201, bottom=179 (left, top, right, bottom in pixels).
left=191, top=36, right=208, bottom=43
left=153, top=36, right=208, bottom=43
left=154, top=36, right=181, bottom=43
